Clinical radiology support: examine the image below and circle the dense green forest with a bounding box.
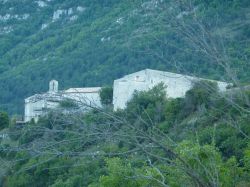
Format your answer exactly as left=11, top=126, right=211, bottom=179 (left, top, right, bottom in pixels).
left=0, top=82, right=249, bottom=186
left=0, top=0, right=249, bottom=114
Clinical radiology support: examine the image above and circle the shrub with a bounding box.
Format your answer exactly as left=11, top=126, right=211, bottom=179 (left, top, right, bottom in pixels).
left=0, top=111, right=9, bottom=130
left=183, top=80, right=218, bottom=114
left=59, top=99, right=78, bottom=108
left=99, top=86, right=113, bottom=106
left=125, top=83, right=167, bottom=124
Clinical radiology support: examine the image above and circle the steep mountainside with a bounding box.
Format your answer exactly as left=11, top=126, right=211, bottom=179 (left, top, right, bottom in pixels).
left=0, top=0, right=249, bottom=114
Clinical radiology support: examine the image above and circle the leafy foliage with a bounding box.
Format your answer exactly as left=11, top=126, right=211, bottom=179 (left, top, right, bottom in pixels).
left=1, top=81, right=250, bottom=186
left=125, top=83, right=167, bottom=124
left=183, top=80, right=218, bottom=114
left=59, top=99, right=78, bottom=109
left=99, top=86, right=113, bottom=106
left=0, top=111, right=9, bottom=130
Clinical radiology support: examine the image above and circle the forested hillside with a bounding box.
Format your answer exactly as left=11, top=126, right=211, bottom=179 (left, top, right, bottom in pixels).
left=1, top=82, right=250, bottom=186
left=0, top=0, right=249, bottom=114
left=0, top=1, right=249, bottom=186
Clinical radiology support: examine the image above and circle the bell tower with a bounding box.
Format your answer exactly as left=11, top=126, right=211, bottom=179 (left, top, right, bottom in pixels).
left=49, top=80, right=58, bottom=93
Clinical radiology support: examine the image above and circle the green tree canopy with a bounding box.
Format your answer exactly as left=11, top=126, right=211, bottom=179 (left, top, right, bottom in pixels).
left=99, top=86, right=113, bottom=106
left=0, top=111, right=9, bottom=130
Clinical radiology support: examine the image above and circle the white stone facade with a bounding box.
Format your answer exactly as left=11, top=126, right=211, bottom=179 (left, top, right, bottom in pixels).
left=24, top=80, right=101, bottom=122
left=113, top=69, right=230, bottom=110
left=63, top=88, right=102, bottom=108
left=25, top=69, right=230, bottom=122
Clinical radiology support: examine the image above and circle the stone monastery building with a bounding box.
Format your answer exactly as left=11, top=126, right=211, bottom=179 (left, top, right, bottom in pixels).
left=24, top=80, right=101, bottom=122
left=112, top=69, right=229, bottom=110
left=24, top=69, right=230, bottom=122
